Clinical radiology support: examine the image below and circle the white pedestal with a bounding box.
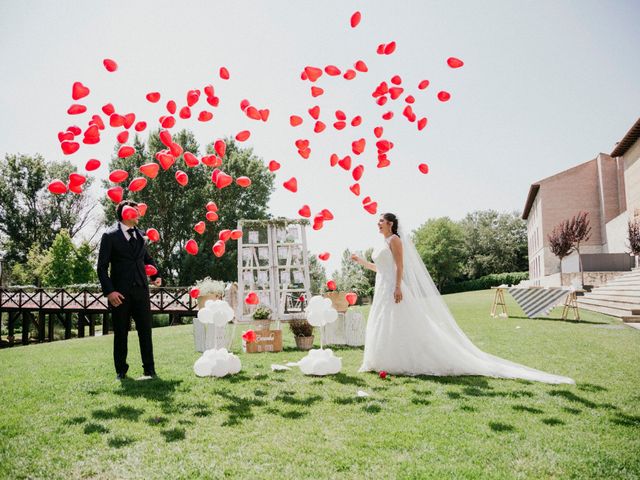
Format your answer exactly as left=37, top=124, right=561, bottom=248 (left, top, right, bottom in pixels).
left=193, top=320, right=231, bottom=352
left=324, top=312, right=346, bottom=345
left=323, top=309, right=366, bottom=347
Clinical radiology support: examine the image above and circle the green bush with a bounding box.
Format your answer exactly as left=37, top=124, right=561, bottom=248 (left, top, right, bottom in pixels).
left=442, top=272, right=529, bottom=294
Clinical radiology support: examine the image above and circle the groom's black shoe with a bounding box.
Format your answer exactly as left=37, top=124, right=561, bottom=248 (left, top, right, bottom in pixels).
left=143, top=370, right=157, bottom=378
left=116, top=372, right=128, bottom=381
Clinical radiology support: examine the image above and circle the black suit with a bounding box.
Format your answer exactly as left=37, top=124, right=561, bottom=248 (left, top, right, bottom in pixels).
left=97, top=224, right=160, bottom=376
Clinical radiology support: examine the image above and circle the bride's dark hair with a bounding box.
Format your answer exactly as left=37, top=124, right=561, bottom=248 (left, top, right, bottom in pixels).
left=382, top=213, right=400, bottom=237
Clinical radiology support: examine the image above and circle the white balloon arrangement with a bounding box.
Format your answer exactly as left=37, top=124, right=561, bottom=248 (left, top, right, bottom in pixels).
left=193, top=299, right=242, bottom=377
left=296, top=295, right=342, bottom=376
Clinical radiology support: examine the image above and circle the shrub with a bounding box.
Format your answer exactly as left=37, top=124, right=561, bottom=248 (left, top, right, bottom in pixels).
left=442, top=272, right=529, bottom=294
left=289, top=319, right=313, bottom=337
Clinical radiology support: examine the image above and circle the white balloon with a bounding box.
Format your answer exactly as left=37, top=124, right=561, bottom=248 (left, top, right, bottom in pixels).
left=197, top=309, right=214, bottom=324
left=193, top=355, right=213, bottom=377
left=204, top=299, right=216, bottom=309
left=323, top=307, right=338, bottom=325
left=298, top=348, right=342, bottom=376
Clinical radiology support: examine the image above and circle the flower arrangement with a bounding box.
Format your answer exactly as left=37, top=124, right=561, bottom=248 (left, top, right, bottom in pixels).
left=252, top=305, right=272, bottom=320
left=289, top=319, right=313, bottom=337
left=192, top=277, right=226, bottom=298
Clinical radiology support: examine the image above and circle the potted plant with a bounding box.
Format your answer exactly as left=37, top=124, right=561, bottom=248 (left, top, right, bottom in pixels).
left=252, top=305, right=272, bottom=331
left=290, top=319, right=314, bottom=350
left=192, top=277, right=226, bottom=310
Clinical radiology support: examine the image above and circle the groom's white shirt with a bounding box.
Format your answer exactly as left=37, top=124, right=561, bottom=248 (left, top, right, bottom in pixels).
left=119, top=222, right=135, bottom=241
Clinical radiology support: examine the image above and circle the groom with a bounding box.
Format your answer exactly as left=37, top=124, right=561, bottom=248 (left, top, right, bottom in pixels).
left=97, top=200, right=161, bottom=380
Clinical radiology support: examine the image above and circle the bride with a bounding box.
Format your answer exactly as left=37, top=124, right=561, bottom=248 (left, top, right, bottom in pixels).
left=350, top=213, right=574, bottom=384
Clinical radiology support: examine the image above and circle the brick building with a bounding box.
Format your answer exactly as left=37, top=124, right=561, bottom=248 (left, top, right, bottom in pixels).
left=522, top=118, right=640, bottom=286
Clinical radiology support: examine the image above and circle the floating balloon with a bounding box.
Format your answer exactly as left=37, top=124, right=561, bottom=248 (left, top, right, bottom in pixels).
left=268, top=160, right=280, bottom=172
left=48, top=180, right=67, bottom=195
left=418, top=163, right=429, bottom=174
left=103, top=58, right=118, bottom=72
left=85, top=159, right=101, bottom=171
left=128, top=177, right=147, bottom=192
left=320, top=209, right=334, bottom=221
left=219, top=230, right=232, bottom=242
left=146, top=92, right=161, bottom=103
left=405, top=95, right=415, bottom=104
left=183, top=152, right=199, bottom=167
left=122, top=205, right=138, bottom=221
left=110, top=114, right=125, bottom=128
left=376, top=96, right=388, bottom=106
left=346, top=292, right=358, bottom=305
left=349, top=183, right=360, bottom=195
left=102, top=103, right=115, bottom=115
left=214, top=139, right=226, bottom=158
left=418, top=80, right=430, bottom=90
left=329, top=154, right=339, bottom=167
left=175, top=170, right=189, bottom=186
left=169, top=142, right=183, bottom=158
left=215, top=172, right=233, bottom=189
left=350, top=11, right=361, bottom=28
left=314, top=121, right=326, bottom=133
left=186, top=90, right=200, bottom=107
left=145, top=264, right=157, bottom=277
left=109, top=170, right=128, bottom=183
left=313, top=214, right=324, bottom=231
left=289, top=115, right=303, bottom=127
left=118, top=145, right=135, bottom=158
left=146, top=228, right=160, bottom=242
left=327, top=280, right=337, bottom=291
left=204, top=85, right=214, bottom=97
left=60, top=141, right=80, bottom=155
left=245, top=292, right=259, bottom=305
left=67, top=104, right=86, bottom=115
left=447, top=57, right=464, bottom=68
left=338, top=156, right=352, bottom=170
left=134, top=121, right=147, bottom=132
left=235, top=130, right=250, bottom=142
left=185, top=239, right=199, bottom=255
left=116, top=131, right=129, bottom=144
left=352, top=165, right=364, bottom=181
left=283, top=177, right=298, bottom=192
left=354, top=60, right=368, bottom=73
left=206, top=211, right=219, bottom=222
left=364, top=202, right=378, bottom=215
left=194, top=222, right=206, bottom=235
left=352, top=138, right=366, bottom=155
left=212, top=240, right=226, bottom=257
left=306, top=296, right=338, bottom=328
left=298, top=205, right=311, bottom=218
left=107, top=186, right=123, bottom=203
left=179, top=106, right=192, bottom=119
left=72, top=82, right=90, bottom=100
left=236, top=176, right=252, bottom=188
left=333, top=121, right=346, bottom=130
left=58, top=131, right=74, bottom=142
left=382, top=111, right=394, bottom=120
left=325, top=65, right=341, bottom=76
left=318, top=252, right=330, bottom=261
left=68, top=183, right=83, bottom=194
left=123, top=113, right=135, bottom=129
left=343, top=69, right=356, bottom=80
left=198, top=110, right=213, bottom=122
left=206, top=201, right=218, bottom=212
left=166, top=100, right=177, bottom=114
left=389, top=87, right=404, bottom=100
left=304, top=66, right=323, bottom=82
left=219, top=67, right=230, bottom=80
left=384, top=42, right=396, bottom=54
left=437, top=91, right=451, bottom=102
left=137, top=203, right=148, bottom=216
left=230, top=230, right=243, bottom=240
left=156, top=152, right=175, bottom=171
left=160, top=115, right=176, bottom=129
left=311, top=86, right=324, bottom=97
left=308, top=105, right=320, bottom=120
left=190, top=288, right=200, bottom=299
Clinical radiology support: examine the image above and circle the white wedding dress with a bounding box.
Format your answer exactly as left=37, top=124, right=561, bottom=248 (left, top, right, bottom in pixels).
left=358, top=232, right=575, bottom=384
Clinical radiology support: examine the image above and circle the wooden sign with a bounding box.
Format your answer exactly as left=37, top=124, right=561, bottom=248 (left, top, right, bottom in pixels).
left=244, top=329, right=283, bottom=353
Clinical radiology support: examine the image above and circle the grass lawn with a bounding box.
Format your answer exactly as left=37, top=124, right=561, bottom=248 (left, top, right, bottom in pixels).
left=1, top=289, right=639, bottom=479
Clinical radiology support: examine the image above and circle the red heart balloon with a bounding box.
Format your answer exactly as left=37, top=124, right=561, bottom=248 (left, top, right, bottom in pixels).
left=245, top=106, right=260, bottom=120
left=405, top=95, right=415, bottom=104
left=346, top=292, right=358, bottom=305
left=268, top=160, right=280, bottom=172
left=48, top=180, right=67, bottom=195
left=121, top=205, right=138, bottom=221
left=190, top=288, right=200, bottom=299
left=206, top=201, right=218, bottom=212
left=318, top=252, right=330, bottom=261
left=314, top=121, right=326, bottom=133
left=156, top=152, right=175, bottom=171
left=447, top=57, right=464, bottom=68
left=333, top=121, right=346, bottom=130
left=107, top=186, right=123, bottom=203
left=325, top=65, right=341, bottom=76
left=123, top=113, right=136, bottom=129
left=311, top=86, right=324, bottom=97
left=308, top=105, right=320, bottom=120
left=183, top=152, right=199, bottom=168
left=214, top=172, right=232, bottom=189
left=343, top=69, right=356, bottom=80
left=219, top=67, right=230, bottom=80
left=89, top=115, right=105, bottom=130
left=304, top=66, right=323, bottom=82
left=212, top=240, right=226, bottom=257
left=60, top=141, right=80, bottom=155
left=116, top=131, right=129, bottom=144
left=384, top=42, right=396, bottom=55
left=326, top=280, right=337, bottom=291
left=320, top=209, right=334, bottom=221
left=351, top=138, right=366, bottom=155
left=68, top=182, right=83, bottom=195
left=289, top=115, right=303, bottom=127
left=214, top=140, right=226, bottom=158
left=389, top=87, right=404, bottom=100
left=219, top=230, right=232, bottom=242
left=109, top=169, right=129, bottom=183
left=298, top=205, right=311, bottom=218
left=376, top=96, right=388, bottom=106
left=179, top=106, right=191, bottom=119
left=245, top=292, right=259, bottom=305
left=204, top=85, right=214, bottom=97
left=166, top=100, right=177, bottom=114
left=160, top=116, right=176, bottom=128
left=206, top=211, right=219, bottom=222
left=146, top=228, right=160, bottom=242
left=194, top=222, right=206, bottom=235
left=437, top=91, right=451, bottom=102
left=72, top=82, right=90, bottom=100
left=418, top=163, right=429, bottom=174
left=146, top=92, right=161, bottom=103
left=352, top=165, right=364, bottom=181
left=364, top=202, right=378, bottom=214
left=170, top=142, right=183, bottom=158
left=313, top=215, right=324, bottom=231
left=374, top=126, right=384, bottom=138
left=377, top=156, right=391, bottom=168
left=329, top=154, right=339, bottom=167
left=186, top=90, right=200, bottom=107
left=206, top=96, right=220, bottom=107
left=418, top=118, right=428, bottom=131
left=118, top=145, right=135, bottom=158
left=418, top=80, right=430, bottom=90
left=67, top=104, right=86, bottom=115
left=382, top=111, right=394, bottom=120
left=185, top=239, right=199, bottom=255
left=58, top=131, right=74, bottom=142
left=362, top=196, right=371, bottom=205
left=137, top=203, right=148, bottom=216
left=102, top=103, right=115, bottom=115
left=198, top=111, right=213, bottom=122
left=85, top=159, right=101, bottom=171
left=354, top=60, right=368, bottom=73
left=134, top=121, right=147, bottom=132
left=175, top=170, right=189, bottom=186
left=236, top=176, right=252, bottom=188
left=128, top=177, right=147, bottom=192
left=103, top=58, right=118, bottom=72
left=283, top=177, right=298, bottom=192
left=145, top=264, right=157, bottom=277
left=110, top=114, right=125, bottom=128
left=235, top=130, right=250, bottom=142
left=338, top=156, right=352, bottom=171
left=349, top=183, right=360, bottom=195
left=376, top=140, right=391, bottom=153
left=350, top=11, right=361, bottom=28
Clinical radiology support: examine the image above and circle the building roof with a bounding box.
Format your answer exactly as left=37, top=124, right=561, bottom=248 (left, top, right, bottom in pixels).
left=611, top=118, right=640, bottom=157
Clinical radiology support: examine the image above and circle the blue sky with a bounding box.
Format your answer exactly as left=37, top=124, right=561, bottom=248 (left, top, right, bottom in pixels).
left=1, top=0, right=638, bottom=275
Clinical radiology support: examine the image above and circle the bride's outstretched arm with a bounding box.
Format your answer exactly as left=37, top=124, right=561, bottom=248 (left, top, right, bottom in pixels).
left=350, top=253, right=376, bottom=272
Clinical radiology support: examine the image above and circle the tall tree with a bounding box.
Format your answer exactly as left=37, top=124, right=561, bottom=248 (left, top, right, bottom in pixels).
left=43, top=230, right=75, bottom=287
left=459, top=210, right=528, bottom=279
left=0, top=154, right=96, bottom=265
left=308, top=253, right=327, bottom=295
left=102, top=130, right=274, bottom=285
left=413, top=217, right=466, bottom=290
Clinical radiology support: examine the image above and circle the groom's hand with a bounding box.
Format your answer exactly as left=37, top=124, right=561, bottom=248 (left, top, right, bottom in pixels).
left=107, top=291, right=125, bottom=307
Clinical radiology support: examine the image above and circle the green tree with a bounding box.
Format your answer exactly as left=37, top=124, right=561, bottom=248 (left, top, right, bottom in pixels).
left=102, top=130, right=275, bottom=285
left=333, top=248, right=375, bottom=298
left=459, top=210, right=528, bottom=279
left=73, top=241, right=97, bottom=284
left=0, top=154, right=96, bottom=265
left=413, top=217, right=465, bottom=291
left=9, top=243, right=51, bottom=286
left=308, top=253, right=327, bottom=295
left=43, top=230, right=75, bottom=287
